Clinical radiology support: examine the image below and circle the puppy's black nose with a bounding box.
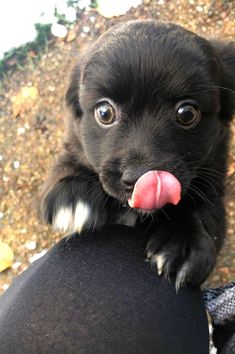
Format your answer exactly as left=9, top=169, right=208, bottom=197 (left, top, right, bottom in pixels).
left=121, top=169, right=140, bottom=192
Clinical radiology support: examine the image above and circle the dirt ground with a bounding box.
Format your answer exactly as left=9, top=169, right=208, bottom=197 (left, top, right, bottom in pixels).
left=0, top=0, right=235, bottom=294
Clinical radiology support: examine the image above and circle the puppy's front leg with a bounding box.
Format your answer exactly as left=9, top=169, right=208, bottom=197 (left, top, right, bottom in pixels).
left=146, top=200, right=225, bottom=288
left=39, top=157, right=108, bottom=234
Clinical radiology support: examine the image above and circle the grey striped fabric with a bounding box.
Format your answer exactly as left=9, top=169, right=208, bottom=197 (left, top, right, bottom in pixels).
left=203, top=282, right=235, bottom=325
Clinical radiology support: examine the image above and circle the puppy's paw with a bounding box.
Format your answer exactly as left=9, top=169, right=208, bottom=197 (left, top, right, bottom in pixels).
left=41, top=176, right=107, bottom=233
left=146, top=220, right=216, bottom=289
left=52, top=201, right=90, bottom=233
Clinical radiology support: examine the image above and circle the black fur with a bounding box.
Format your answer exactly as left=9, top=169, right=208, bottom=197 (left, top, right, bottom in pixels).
left=39, top=21, right=235, bottom=287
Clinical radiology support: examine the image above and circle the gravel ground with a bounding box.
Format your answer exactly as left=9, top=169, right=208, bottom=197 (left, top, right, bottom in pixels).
left=0, top=0, right=235, bottom=294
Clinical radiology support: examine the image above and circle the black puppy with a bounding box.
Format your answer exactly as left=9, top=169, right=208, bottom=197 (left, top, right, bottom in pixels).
left=39, top=20, right=235, bottom=288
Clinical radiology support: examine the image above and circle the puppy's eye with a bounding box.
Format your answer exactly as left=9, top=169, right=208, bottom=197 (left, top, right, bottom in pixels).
left=176, top=103, right=201, bottom=128
left=94, top=102, right=116, bottom=127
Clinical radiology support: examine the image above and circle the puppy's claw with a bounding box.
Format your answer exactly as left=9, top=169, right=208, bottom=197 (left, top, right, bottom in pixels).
left=175, top=263, right=188, bottom=292
left=149, top=253, right=166, bottom=276
left=156, top=254, right=166, bottom=276
left=146, top=249, right=153, bottom=260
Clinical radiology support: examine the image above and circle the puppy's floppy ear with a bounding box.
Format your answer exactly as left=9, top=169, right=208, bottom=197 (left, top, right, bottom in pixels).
left=211, top=40, right=235, bottom=122
left=65, top=64, right=83, bottom=118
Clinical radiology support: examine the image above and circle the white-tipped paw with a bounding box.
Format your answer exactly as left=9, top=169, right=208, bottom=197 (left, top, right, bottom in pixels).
left=53, top=201, right=90, bottom=233
left=147, top=239, right=216, bottom=288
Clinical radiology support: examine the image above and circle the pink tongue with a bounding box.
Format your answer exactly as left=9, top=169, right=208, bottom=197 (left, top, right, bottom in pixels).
left=128, top=170, right=181, bottom=210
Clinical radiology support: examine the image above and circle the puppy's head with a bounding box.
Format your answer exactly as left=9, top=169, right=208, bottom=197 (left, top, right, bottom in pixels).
left=66, top=20, right=235, bottom=208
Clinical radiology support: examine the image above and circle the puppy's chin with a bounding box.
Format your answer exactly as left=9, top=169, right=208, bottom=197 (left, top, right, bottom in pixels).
left=130, top=207, right=157, bottom=216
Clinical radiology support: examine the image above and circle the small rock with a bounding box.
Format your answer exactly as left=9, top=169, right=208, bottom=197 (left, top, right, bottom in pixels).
left=90, top=16, right=96, bottom=23
left=21, top=228, right=27, bottom=234
left=48, top=86, right=55, bottom=92
left=83, top=26, right=90, bottom=33
left=2, top=176, right=9, bottom=182
left=51, top=23, right=68, bottom=38
left=17, top=127, right=26, bottom=135
left=25, top=241, right=37, bottom=250
left=12, top=261, right=22, bottom=269
left=196, top=6, right=204, bottom=13
left=13, top=161, right=20, bottom=169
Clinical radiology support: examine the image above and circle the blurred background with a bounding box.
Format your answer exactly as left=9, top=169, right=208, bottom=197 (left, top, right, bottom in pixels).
left=0, top=0, right=234, bottom=295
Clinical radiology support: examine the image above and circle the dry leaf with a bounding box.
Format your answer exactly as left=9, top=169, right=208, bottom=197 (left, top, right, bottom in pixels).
left=66, top=30, right=77, bottom=42
left=218, top=267, right=230, bottom=275
left=12, top=86, right=39, bottom=117
left=223, top=21, right=235, bottom=38
left=228, top=162, right=235, bottom=177
left=0, top=241, right=14, bottom=272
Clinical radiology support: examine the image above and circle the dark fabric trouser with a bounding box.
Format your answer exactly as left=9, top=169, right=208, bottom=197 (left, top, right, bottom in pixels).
left=0, top=225, right=209, bottom=354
